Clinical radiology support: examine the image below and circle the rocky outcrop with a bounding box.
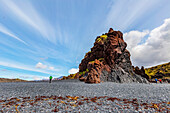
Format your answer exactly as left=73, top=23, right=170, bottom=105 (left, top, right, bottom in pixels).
left=85, top=59, right=103, bottom=83
left=133, top=66, right=149, bottom=80
left=78, top=28, right=149, bottom=83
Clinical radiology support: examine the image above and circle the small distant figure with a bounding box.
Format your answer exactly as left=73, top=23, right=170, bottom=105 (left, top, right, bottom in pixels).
left=49, top=76, right=53, bottom=83
left=155, top=78, right=157, bottom=83
left=158, top=79, right=162, bottom=84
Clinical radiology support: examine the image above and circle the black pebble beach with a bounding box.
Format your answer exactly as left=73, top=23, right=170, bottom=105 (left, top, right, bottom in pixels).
left=0, top=80, right=170, bottom=112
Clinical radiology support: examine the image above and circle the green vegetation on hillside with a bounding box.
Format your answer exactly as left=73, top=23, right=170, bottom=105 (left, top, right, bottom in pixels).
left=61, top=73, right=77, bottom=80
left=145, top=62, right=170, bottom=79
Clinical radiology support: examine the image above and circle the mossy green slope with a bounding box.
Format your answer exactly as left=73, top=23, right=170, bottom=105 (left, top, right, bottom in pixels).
left=145, top=62, right=170, bottom=79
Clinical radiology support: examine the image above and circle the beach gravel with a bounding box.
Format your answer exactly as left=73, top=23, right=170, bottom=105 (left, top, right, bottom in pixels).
left=0, top=79, right=169, bottom=112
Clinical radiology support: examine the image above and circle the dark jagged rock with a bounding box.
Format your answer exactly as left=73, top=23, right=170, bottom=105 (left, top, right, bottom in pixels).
left=79, top=28, right=149, bottom=83
left=133, top=66, right=149, bottom=80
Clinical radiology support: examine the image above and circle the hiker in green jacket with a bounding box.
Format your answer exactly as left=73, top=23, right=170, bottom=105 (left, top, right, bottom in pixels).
left=49, top=76, right=53, bottom=83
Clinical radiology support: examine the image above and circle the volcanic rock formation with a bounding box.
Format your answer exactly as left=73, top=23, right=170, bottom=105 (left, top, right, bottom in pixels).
left=133, top=66, right=149, bottom=80
left=78, top=28, right=149, bottom=83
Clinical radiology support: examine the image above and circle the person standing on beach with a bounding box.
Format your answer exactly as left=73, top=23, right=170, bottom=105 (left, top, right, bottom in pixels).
left=49, top=76, right=53, bottom=83
left=159, top=79, right=162, bottom=83
left=155, top=78, right=158, bottom=83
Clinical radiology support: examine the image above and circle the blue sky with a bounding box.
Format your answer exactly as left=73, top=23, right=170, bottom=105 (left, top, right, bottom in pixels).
left=0, top=0, right=170, bottom=80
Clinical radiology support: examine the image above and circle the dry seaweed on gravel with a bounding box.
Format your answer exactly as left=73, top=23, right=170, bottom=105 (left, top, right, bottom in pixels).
left=0, top=95, right=170, bottom=112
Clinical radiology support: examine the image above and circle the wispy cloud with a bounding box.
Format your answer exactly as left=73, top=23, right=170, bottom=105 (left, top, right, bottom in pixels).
left=0, top=60, right=60, bottom=76
left=0, top=23, right=28, bottom=45
left=105, top=0, right=160, bottom=31
left=0, top=0, right=169, bottom=80
left=49, top=66, right=54, bottom=71
left=19, top=74, right=49, bottom=80
left=1, top=69, right=8, bottom=71
left=0, top=72, right=49, bottom=80
left=1, top=0, right=57, bottom=43
left=40, top=57, right=48, bottom=60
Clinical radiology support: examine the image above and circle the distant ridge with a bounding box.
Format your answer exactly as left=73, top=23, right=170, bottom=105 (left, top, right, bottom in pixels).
left=0, top=78, right=27, bottom=83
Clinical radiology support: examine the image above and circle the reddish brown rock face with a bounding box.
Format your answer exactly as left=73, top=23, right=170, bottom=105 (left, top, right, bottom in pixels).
left=104, top=30, right=127, bottom=68
left=78, top=28, right=148, bottom=83
left=79, top=38, right=104, bottom=72
left=85, top=59, right=103, bottom=83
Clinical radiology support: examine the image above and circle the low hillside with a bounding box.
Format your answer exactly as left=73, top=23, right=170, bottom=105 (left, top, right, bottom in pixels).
left=145, top=62, right=170, bottom=79
left=0, top=78, right=27, bottom=83
left=61, top=73, right=79, bottom=80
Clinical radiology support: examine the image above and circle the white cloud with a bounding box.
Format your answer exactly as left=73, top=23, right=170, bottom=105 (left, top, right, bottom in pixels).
left=35, top=62, right=47, bottom=69
left=124, top=18, right=170, bottom=67
left=35, top=62, right=60, bottom=72
left=68, top=68, right=79, bottom=74
left=124, top=30, right=149, bottom=50
left=0, top=23, right=28, bottom=45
